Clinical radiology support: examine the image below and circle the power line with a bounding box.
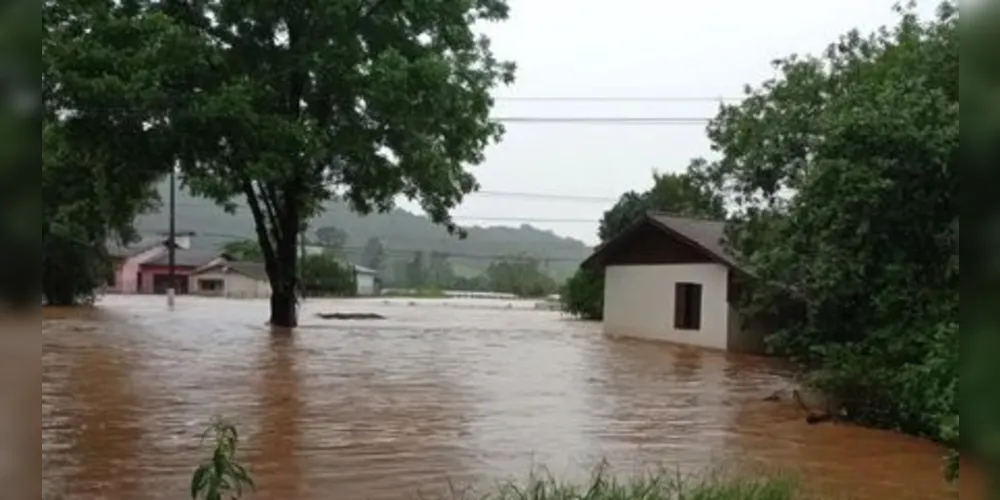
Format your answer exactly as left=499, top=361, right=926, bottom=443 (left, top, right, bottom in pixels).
left=170, top=203, right=598, bottom=223
left=495, top=96, right=741, bottom=103
left=58, top=106, right=712, bottom=124
left=495, top=116, right=710, bottom=124
left=475, top=190, right=617, bottom=203
left=172, top=188, right=619, bottom=206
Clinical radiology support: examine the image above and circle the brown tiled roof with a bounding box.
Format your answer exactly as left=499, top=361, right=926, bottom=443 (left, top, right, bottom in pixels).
left=581, top=211, right=745, bottom=273
left=192, top=260, right=268, bottom=281
left=646, top=212, right=740, bottom=269
left=144, top=249, right=223, bottom=268
left=228, top=261, right=268, bottom=281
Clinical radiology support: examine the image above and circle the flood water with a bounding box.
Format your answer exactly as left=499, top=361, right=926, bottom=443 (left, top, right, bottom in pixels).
left=42, top=296, right=971, bottom=499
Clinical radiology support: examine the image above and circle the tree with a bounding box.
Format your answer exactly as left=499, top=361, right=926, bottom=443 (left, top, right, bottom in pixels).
left=427, top=251, right=456, bottom=289
left=41, top=0, right=207, bottom=305
left=314, top=226, right=348, bottom=253
left=563, top=168, right=727, bottom=319
left=159, top=0, right=516, bottom=326
left=222, top=240, right=263, bottom=262
left=300, top=254, right=356, bottom=297
left=360, top=237, right=386, bottom=274
left=486, top=255, right=557, bottom=298
left=598, top=167, right=727, bottom=243
left=701, top=3, right=957, bottom=444
left=405, top=252, right=428, bottom=289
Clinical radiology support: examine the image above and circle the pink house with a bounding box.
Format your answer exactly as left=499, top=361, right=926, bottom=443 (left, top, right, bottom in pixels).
left=108, top=232, right=197, bottom=294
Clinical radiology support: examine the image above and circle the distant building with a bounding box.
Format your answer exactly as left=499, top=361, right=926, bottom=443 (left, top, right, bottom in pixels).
left=107, top=231, right=200, bottom=294
left=189, top=261, right=271, bottom=299
left=581, top=212, right=766, bottom=353
left=353, top=264, right=378, bottom=296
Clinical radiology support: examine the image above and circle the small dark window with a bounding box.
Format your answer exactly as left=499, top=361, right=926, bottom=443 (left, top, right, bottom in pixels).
left=674, top=282, right=703, bottom=330
left=199, top=279, right=224, bottom=292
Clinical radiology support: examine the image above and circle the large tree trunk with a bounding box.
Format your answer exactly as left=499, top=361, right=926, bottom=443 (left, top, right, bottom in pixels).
left=268, top=205, right=301, bottom=328
left=269, top=287, right=298, bottom=327
left=242, top=182, right=302, bottom=328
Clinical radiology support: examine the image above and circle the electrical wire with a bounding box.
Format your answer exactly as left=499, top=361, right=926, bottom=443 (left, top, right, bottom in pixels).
left=494, top=96, right=741, bottom=103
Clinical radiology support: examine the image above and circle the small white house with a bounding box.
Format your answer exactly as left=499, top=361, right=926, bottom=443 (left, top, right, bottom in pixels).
left=581, top=212, right=766, bottom=354
left=352, top=264, right=378, bottom=296
left=189, top=261, right=271, bottom=299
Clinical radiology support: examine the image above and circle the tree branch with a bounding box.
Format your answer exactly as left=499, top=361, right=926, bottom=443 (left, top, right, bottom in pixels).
left=241, top=180, right=278, bottom=269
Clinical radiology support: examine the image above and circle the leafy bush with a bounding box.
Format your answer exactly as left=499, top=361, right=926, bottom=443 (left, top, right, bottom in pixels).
left=191, top=419, right=255, bottom=500
left=699, top=3, right=959, bottom=457
left=561, top=269, right=604, bottom=320
left=301, top=254, right=357, bottom=297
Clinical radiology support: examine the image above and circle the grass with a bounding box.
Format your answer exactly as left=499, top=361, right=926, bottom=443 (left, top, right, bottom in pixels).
left=191, top=420, right=807, bottom=500
left=435, top=464, right=805, bottom=500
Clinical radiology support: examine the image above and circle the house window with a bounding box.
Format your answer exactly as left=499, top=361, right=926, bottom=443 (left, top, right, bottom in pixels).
left=674, top=282, right=703, bottom=330
left=198, top=279, right=224, bottom=292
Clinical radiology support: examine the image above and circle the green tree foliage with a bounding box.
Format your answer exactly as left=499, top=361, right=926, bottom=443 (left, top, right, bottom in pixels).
left=404, top=252, right=428, bottom=289
left=360, top=237, right=386, bottom=274
left=563, top=168, right=727, bottom=319
left=314, top=226, right=348, bottom=253
left=41, top=0, right=202, bottom=305
left=149, top=0, right=516, bottom=327
left=427, top=251, right=457, bottom=289
left=221, top=240, right=263, bottom=262
left=559, top=270, right=603, bottom=320
left=700, top=3, right=957, bottom=446
left=487, top=256, right=557, bottom=298
left=300, top=254, right=356, bottom=297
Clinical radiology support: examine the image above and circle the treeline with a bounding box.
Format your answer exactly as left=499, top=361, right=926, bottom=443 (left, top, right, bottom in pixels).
left=564, top=3, right=961, bottom=475
left=227, top=226, right=560, bottom=299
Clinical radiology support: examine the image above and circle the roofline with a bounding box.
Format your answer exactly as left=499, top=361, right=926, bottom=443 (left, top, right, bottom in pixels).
left=190, top=261, right=268, bottom=281
left=580, top=211, right=749, bottom=277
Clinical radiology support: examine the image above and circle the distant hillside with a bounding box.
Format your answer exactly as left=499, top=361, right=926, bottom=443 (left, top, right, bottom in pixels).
left=134, top=180, right=592, bottom=281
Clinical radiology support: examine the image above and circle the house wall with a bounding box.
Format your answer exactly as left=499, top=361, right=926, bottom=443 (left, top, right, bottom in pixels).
left=603, top=263, right=732, bottom=350
left=138, top=265, right=194, bottom=294
left=356, top=273, right=376, bottom=296
left=114, top=245, right=166, bottom=293
left=190, top=271, right=271, bottom=299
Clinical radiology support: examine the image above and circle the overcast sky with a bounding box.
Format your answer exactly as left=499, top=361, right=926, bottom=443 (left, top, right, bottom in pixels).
left=396, top=0, right=939, bottom=246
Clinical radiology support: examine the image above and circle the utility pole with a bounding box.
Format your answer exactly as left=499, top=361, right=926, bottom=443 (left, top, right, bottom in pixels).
left=167, top=164, right=177, bottom=308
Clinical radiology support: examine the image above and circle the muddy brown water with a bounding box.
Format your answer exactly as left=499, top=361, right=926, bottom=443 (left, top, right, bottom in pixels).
left=41, top=296, right=974, bottom=499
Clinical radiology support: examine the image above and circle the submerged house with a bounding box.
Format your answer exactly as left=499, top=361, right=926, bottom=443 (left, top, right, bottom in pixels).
left=189, top=260, right=271, bottom=299
left=581, top=212, right=766, bottom=354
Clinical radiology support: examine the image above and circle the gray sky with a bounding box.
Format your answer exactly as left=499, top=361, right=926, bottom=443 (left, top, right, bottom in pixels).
left=397, top=0, right=939, bottom=246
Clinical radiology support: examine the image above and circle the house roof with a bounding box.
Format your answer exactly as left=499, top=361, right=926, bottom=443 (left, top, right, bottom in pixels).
left=192, top=261, right=268, bottom=281
left=107, top=236, right=165, bottom=258
left=352, top=264, right=377, bottom=275
left=143, top=249, right=224, bottom=268
left=581, top=211, right=744, bottom=273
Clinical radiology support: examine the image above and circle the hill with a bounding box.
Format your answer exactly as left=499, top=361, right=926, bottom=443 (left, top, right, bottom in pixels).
left=133, top=180, right=592, bottom=281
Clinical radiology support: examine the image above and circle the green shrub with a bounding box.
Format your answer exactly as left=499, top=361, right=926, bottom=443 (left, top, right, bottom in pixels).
left=191, top=419, right=255, bottom=500
left=561, top=268, right=604, bottom=320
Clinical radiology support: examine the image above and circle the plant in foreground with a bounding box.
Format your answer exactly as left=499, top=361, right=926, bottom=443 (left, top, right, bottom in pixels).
left=448, top=465, right=801, bottom=500
left=191, top=418, right=255, bottom=500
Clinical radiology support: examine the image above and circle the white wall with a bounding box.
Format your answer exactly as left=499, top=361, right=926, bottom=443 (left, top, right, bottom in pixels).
left=603, top=263, right=731, bottom=350
left=356, top=273, right=377, bottom=296
left=190, top=272, right=271, bottom=299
